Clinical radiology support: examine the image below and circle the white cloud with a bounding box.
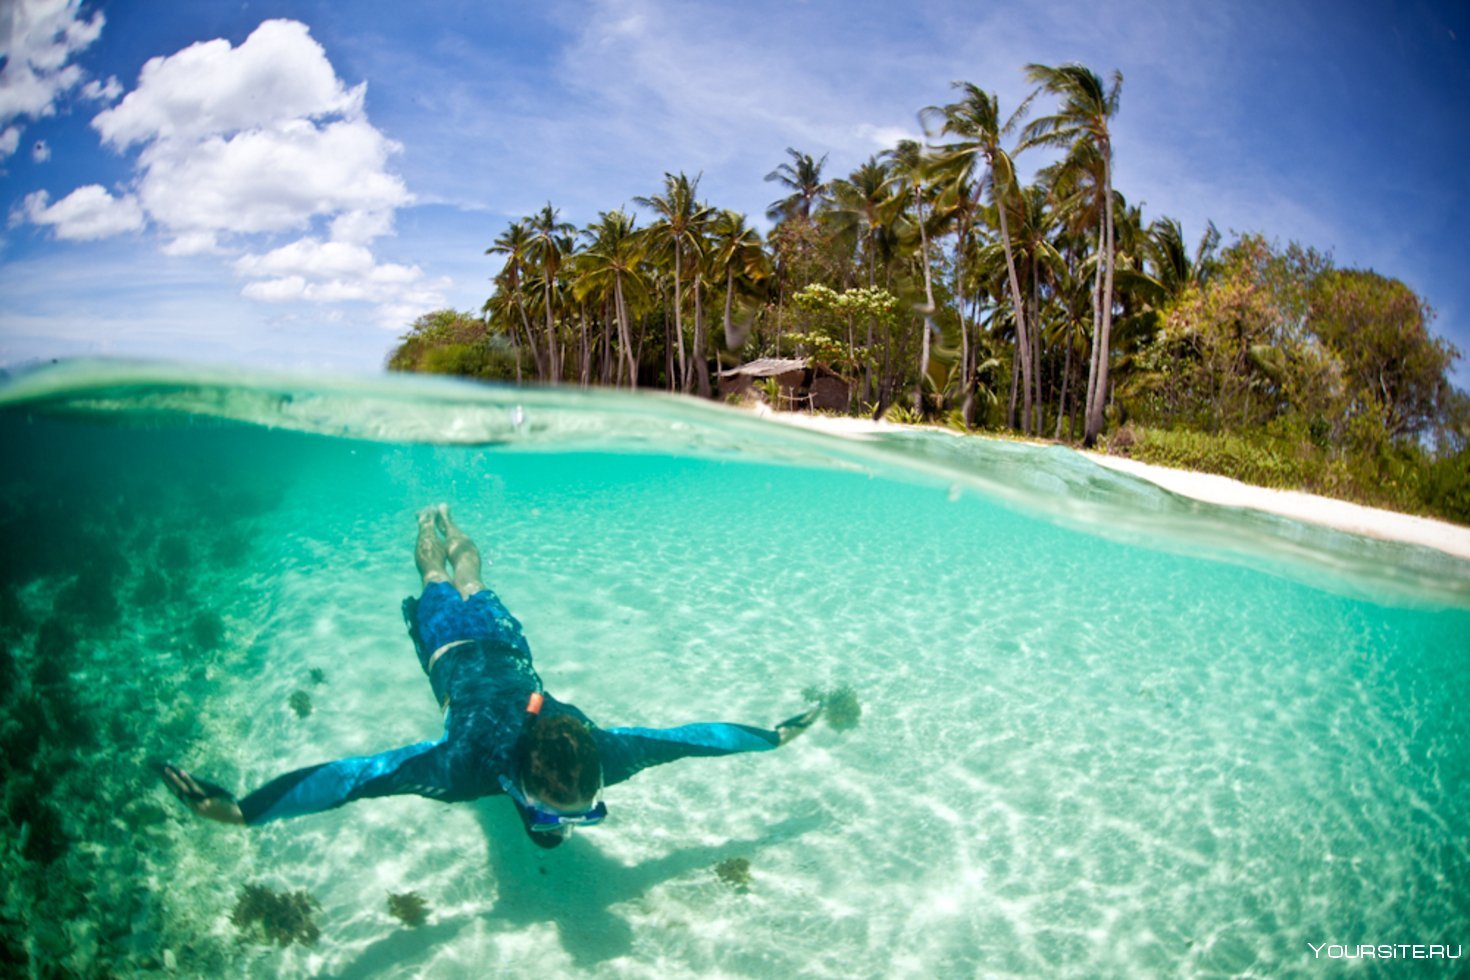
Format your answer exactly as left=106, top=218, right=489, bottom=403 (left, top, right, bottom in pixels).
left=133, top=117, right=408, bottom=244
left=235, top=238, right=376, bottom=280
left=0, top=0, right=107, bottom=156
left=78, top=74, right=122, bottom=103
left=234, top=235, right=446, bottom=313
left=92, top=19, right=362, bottom=148
left=19, top=16, right=434, bottom=327
left=241, top=275, right=307, bottom=302
left=22, top=185, right=144, bottom=240
left=31, top=139, right=50, bottom=162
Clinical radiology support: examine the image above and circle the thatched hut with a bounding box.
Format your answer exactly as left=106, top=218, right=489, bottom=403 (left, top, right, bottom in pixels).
left=717, top=357, right=853, bottom=412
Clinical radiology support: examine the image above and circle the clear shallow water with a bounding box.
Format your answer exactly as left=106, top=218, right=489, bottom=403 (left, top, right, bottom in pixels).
left=1, top=360, right=1467, bottom=977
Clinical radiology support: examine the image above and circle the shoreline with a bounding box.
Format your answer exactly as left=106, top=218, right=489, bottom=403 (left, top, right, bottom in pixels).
left=760, top=408, right=1470, bottom=563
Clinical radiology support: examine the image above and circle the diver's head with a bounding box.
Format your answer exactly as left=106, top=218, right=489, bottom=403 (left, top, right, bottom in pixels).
left=506, top=713, right=605, bottom=848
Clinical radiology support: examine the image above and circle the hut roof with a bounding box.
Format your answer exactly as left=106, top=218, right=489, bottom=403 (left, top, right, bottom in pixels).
left=716, top=357, right=808, bottom=379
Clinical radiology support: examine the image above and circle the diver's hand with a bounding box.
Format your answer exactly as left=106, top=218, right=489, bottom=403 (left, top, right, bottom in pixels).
left=162, top=763, right=246, bottom=825
left=775, top=704, right=822, bottom=746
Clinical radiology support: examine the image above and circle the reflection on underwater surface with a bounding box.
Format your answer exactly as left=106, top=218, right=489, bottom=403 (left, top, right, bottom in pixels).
left=0, top=360, right=1467, bottom=977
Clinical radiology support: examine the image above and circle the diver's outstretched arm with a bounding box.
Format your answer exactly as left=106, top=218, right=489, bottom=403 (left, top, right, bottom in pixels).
left=162, top=763, right=245, bottom=825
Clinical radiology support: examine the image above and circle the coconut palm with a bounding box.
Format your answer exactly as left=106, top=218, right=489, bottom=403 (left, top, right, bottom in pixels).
left=764, top=148, right=830, bottom=223
left=485, top=218, right=542, bottom=379
left=636, top=173, right=714, bottom=393
left=709, top=209, right=770, bottom=353
left=574, top=209, right=649, bottom=389
left=1021, top=62, right=1123, bottom=447
left=522, top=204, right=576, bottom=382
left=822, top=156, right=898, bottom=287
left=923, top=82, right=1039, bottom=433
left=1146, top=216, right=1221, bottom=301
left=883, top=139, right=945, bottom=413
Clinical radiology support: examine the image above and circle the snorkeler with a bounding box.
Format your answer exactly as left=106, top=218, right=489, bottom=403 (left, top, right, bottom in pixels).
left=163, top=504, right=821, bottom=848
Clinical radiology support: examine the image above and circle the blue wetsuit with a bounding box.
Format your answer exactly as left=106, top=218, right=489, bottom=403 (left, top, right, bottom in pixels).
left=237, top=582, right=779, bottom=825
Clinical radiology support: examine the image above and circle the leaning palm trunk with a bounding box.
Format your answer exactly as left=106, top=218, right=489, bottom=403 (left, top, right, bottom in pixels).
left=543, top=281, right=559, bottom=383
left=614, top=274, right=637, bottom=389
left=1054, top=338, right=1071, bottom=440
left=722, top=268, right=737, bottom=350
left=913, top=186, right=938, bottom=415
left=672, top=244, right=689, bottom=393
left=513, top=292, right=541, bottom=379
left=1084, top=158, right=1116, bottom=446
left=693, top=276, right=710, bottom=397
left=997, top=198, right=1033, bottom=433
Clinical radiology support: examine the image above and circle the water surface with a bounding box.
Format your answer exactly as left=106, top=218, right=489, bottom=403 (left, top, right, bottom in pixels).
left=2, top=360, right=1466, bottom=977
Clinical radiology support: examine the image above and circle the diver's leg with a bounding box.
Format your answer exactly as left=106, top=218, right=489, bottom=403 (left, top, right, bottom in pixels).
left=437, top=504, right=486, bottom=598
left=415, top=506, right=451, bottom=586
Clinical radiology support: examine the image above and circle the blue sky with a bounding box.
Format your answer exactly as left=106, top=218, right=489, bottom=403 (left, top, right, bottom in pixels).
left=2, top=0, right=1467, bottom=386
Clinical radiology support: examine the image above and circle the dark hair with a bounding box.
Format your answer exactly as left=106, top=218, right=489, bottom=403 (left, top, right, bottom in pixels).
left=520, top=714, right=601, bottom=808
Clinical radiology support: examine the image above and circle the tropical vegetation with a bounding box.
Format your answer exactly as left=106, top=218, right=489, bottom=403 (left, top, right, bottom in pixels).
left=387, top=62, right=1469, bottom=524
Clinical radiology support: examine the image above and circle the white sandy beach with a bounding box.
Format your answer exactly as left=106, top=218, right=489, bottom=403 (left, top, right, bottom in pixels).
left=763, top=408, right=1470, bottom=563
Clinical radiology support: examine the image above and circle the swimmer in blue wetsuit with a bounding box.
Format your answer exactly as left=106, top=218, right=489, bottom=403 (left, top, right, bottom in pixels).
left=164, top=504, right=821, bottom=848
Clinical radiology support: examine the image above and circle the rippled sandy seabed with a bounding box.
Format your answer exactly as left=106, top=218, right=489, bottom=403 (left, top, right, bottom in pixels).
left=1, top=362, right=1467, bottom=978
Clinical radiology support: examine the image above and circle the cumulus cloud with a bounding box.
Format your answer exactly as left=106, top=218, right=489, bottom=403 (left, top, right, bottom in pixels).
left=0, top=0, right=109, bottom=158
left=234, top=235, right=446, bottom=315
left=92, top=19, right=363, bottom=148
left=20, top=16, right=437, bottom=325
left=86, top=18, right=410, bottom=253
left=32, top=139, right=50, bottom=162
left=22, top=185, right=144, bottom=239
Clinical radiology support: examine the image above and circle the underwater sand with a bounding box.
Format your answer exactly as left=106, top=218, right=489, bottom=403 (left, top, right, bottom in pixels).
left=1, top=361, right=1467, bottom=977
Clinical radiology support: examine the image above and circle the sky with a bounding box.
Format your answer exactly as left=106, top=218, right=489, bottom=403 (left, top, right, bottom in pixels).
left=1, top=0, right=1467, bottom=385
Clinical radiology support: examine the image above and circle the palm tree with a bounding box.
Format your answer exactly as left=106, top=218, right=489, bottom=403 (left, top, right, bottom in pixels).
left=1146, top=216, right=1220, bottom=301
left=823, top=156, right=900, bottom=404
left=523, top=203, right=576, bottom=382
left=923, top=82, right=1038, bottom=433
left=486, top=219, right=542, bottom=379
left=1021, top=62, right=1123, bottom=447
left=709, top=209, right=770, bottom=353
left=823, top=156, right=897, bottom=287
left=764, top=148, right=830, bottom=223
left=636, top=173, right=713, bottom=393
left=574, top=209, right=648, bottom=389
left=883, top=139, right=943, bottom=413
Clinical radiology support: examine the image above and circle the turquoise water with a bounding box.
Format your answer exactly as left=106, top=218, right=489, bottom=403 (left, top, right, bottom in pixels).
left=1, top=360, right=1466, bottom=977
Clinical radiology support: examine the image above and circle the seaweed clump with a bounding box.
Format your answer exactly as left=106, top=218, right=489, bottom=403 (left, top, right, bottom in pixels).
left=288, top=691, right=312, bottom=719
left=386, top=891, right=429, bottom=927
left=801, top=683, right=862, bottom=731
left=714, top=857, right=752, bottom=892
left=308, top=668, right=326, bottom=685
left=231, top=884, right=321, bottom=947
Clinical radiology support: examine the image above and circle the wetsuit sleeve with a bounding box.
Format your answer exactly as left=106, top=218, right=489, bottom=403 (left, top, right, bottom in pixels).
left=596, top=723, right=780, bottom=787
left=237, top=741, right=451, bottom=825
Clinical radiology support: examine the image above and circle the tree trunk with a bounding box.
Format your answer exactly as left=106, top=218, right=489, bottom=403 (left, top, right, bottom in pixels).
left=723, top=268, right=737, bottom=349
left=514, top=290, right=541, bottom=379
left=1007, top=351, right=1019, bottom=429
left=693, top=275, right=711, bottom=397
left=614, top=273, right=637, bottom=389
left=996, top=191, right=1033, bottom=434
left=1082, top=219, right=1105, bottom=445
left=672, top=242, right=690, bottom=393
left=1054, top=335, right=1071, bottom=440
left=543, top=279, right=558, bottom=384
left=1030, top=265, right=1043, bottom=434
left=956, top=226, right=972, bottom=427
left=914, top=185, right=937, bottom=416
left=1085, top=155, right=1117, bottom=447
